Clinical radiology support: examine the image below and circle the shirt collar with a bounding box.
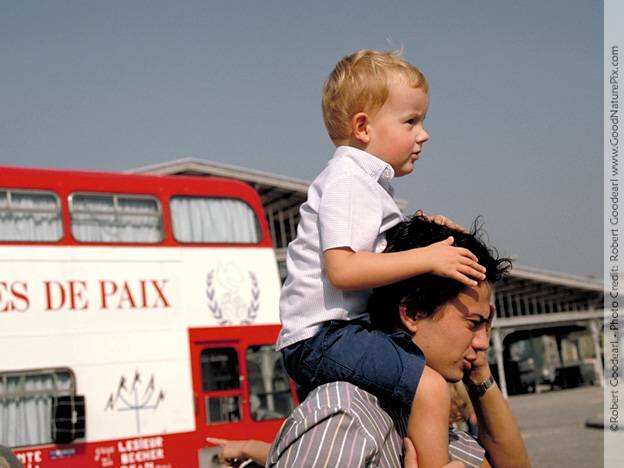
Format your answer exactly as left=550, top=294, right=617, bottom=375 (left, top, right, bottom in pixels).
left=332, top=146, right=396, bottom=183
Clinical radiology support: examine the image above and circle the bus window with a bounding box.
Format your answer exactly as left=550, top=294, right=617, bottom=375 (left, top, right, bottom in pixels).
left=246, top=345, right=294, bottom=421
left=200, top=348, right=241, bottom=424
left=0, top=368, right=75, bottom=447
left=170, top=197, right=261, bottom=244
left=70, top=193, right=162, bottom=243
left=0, top=190, right=62, bottom=242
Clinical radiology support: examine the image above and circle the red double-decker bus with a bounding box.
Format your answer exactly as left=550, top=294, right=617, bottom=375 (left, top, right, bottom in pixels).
left=0, top=166, right=296, bottom=468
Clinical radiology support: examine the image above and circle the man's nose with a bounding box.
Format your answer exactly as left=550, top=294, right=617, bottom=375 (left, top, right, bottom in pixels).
left=472, top=326, right=490, bottom=350
left=418, top=128, right=430, bottom=143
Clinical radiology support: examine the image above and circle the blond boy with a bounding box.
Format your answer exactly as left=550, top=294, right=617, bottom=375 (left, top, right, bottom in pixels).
left=277, top=50, right=485, bottom=468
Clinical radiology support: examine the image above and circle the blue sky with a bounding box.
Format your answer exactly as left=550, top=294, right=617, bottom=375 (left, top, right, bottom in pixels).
left=1, top=1, right=602, bottom=278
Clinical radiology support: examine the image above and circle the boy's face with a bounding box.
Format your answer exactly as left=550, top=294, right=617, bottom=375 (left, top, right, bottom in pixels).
left=364, top=78, right=429, bottom=177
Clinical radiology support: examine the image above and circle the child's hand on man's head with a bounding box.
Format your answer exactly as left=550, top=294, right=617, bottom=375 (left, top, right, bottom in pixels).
left=420, top=236, right=486, bottom=287
left=414, top=210, right=466, bottom=233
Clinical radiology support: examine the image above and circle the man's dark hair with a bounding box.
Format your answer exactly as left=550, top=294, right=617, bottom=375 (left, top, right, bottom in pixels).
left=368, top=215, right=512, bottom=332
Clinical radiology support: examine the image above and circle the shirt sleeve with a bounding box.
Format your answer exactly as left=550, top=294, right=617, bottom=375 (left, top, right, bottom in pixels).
left=266, top=410, right=378, bottom=467
left=448, top=429, right=486, bottom=467
left=267, top=383, right=405, bottom=468
left=317, top=170, right=383, bottom=252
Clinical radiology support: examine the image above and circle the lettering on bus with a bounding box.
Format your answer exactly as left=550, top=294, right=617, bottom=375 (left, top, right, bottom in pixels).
left=0, top=278, right=171, bottom=313
left=0, top=281, right=29, bottom=312
left=15, top=450, right=42, bottom=468
left=92, top=437, right=170, bottom=468
left=94, top=445, right=116, bottom=467
left=118, top=436, right=166, bottom=468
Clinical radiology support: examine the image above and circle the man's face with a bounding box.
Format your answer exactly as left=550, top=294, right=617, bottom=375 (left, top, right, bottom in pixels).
left=411, top=282, right=492, bottom=382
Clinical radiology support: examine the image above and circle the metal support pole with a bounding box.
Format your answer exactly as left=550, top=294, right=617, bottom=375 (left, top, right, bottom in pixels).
left=267, top=210, right=276, bottom=246
left=278, top=209, right=287, bottom=249
left=589, top=319, right=605, bottom=387
left=492, top=328, right=508, bottom=398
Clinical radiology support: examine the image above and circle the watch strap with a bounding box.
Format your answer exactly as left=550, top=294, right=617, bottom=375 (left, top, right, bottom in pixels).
left=463, top=374, right=495, bottom=396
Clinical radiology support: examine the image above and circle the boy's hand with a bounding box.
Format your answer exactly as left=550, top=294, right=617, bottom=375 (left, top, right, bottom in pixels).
left=422, top=236, right=486, bottom=287
left=414, top=210, right=466, bottom=233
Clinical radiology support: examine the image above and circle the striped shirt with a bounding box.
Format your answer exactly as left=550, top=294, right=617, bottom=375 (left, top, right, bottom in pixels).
left=266, top=382, right=485, bottom=468
left=277, top=146, right=404, bottom=350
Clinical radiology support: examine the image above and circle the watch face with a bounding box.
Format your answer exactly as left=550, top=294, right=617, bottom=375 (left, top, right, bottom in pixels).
left=465, top=375, right=494, bottom=395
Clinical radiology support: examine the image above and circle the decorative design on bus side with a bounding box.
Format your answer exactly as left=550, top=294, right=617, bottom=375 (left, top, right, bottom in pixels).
left=248, top=272, right=259, bottom=323
left=206, top=262, right=260, bottom=325
left=104, top=370, right=165, bottom=435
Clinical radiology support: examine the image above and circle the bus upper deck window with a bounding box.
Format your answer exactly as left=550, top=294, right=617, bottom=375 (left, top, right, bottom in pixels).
left=0, top=189, right=62, bottom=242
left=170, top=196, right=261, bottom=244
left=70, top=193, right=163, bottom=243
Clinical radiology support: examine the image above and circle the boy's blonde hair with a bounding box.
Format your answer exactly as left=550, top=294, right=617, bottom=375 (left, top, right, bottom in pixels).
left=322, top=50, right=428, bottom=145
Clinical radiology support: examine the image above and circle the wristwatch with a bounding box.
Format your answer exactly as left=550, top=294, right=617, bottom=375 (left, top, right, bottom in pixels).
left=463, top=374, right=495, bottom=396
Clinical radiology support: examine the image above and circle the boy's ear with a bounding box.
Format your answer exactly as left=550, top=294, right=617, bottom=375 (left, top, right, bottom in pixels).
left=351, top=112, right=371, bottom=145
left=399, top=303, right=418, bottom=333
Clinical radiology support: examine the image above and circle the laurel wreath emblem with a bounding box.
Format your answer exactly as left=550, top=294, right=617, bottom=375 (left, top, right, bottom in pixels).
left=206, top=270, right=260, bottom=325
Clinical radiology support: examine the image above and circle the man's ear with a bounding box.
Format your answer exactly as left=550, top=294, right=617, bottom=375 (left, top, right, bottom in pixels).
left=399, top=303, right=419, bottom=333
left=351, top=112, right=371, bottom=145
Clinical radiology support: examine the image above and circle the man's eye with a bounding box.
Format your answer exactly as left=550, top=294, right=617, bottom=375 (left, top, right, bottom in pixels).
left=405, top=118, right=417, bottom=125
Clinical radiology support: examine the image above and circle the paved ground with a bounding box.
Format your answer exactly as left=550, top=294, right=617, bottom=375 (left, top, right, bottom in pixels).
left=508, top=386, right=604, bottom=467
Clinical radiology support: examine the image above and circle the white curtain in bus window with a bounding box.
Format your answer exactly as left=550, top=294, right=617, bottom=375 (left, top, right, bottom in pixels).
left=70, top=193, right=162, bottom=243
left=170, top=197, right=261, bottom=243
left=0, top=369, right=73, bottom=447
left=246, top=345, right=294, bottom=421
left=0, top=190, right=62, bottom=241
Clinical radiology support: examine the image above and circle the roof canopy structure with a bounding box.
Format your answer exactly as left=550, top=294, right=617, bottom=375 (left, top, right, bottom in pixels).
left=130, top=158, right=605, bottom=327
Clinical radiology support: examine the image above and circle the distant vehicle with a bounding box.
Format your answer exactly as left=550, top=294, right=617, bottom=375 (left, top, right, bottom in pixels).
left=0, top=166, right=296, bottom=468
left=552, top=362, right=596, bottom=389
left=511, top=357, right=596, bottom=394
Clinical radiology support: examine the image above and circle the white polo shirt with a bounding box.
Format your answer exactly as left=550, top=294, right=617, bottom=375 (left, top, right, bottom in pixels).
left=277, top=146, right=404, bottom=350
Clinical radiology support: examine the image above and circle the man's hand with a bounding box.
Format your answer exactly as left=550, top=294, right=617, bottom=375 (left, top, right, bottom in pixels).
left=464, top=304, right=494, bottom=385
left=403, top=438, right=466, bottom=468
left=206, top=437, right=249, bottom=467
left=414, top=210, right=466, bottom=233
left=206, top=437, right=269, bottom=467
left=421, top=237, right=486, bottom=287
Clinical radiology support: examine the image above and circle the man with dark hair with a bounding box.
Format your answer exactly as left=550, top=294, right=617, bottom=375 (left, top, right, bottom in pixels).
left=363, top=216, right=528, bottom=467
left=369, top=215, right=511, bottom=333
left=213, top=217, right=529, bottom=467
